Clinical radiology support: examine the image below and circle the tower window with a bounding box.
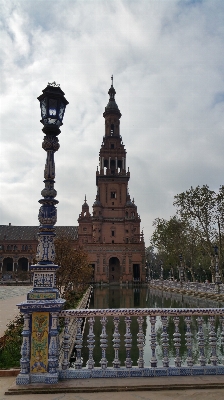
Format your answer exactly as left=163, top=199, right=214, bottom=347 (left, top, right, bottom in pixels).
left=111, top=192, right=116, bottom=199
left=111, top=124, right=114, bottom=135
left=112, top=240, right=114, bottom=244
left=112, top=230, right=115, bottom=236
left=111, top=143, right=114, bottom=149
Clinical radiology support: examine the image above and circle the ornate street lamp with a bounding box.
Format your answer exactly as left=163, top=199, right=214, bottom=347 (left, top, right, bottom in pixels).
left=16, top=82, right=69, bottom=386
left=38, top=81, right=68, bottom=133
left=35, top=82, right=68, bottom=264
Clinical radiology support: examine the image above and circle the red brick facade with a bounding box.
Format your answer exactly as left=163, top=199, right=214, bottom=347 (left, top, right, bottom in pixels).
left=77, top=82, right=145, bottom=283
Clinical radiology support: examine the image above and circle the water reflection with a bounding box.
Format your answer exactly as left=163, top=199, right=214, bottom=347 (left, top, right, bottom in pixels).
left=80, top=286, right=224, bottom=367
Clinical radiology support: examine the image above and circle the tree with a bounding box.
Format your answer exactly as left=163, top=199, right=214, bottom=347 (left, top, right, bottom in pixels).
left=150, top=216, right=199, bottom=280
left=173, top=185, right=224, bottom=281
left=54, top=234, right=92, bottom=296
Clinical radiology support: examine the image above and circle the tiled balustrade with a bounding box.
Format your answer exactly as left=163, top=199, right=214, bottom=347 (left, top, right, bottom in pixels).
left=59, top=307, right=224, bottom=379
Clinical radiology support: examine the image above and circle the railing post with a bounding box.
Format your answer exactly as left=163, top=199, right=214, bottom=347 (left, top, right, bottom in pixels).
left=209, top=316, right=218, bottom=366
left=161, top=316, right=169, bottom=367
left=112, top=317, right=120, bottom=368
left=124, top=316, right=132, bottom=368
left=173, top=316, right=181, bottom=367
left=150, top=315, right=157, bottom=367
left=61, top=316, right=70, bottom=370
left=197, top=316, right=206, bottom=366
left=17, top=313, right=31, bottom=384
left=48, top=312, right=60, bottom=374
left=74, top=317, right=83, bottom=369
left=185, top=316, right=193, bottom=366
left=137, top=316, right=145, bottom=368
left=100, top=316, right=108, bottom=369
left=221, top=315, right=224, bottom=365
left=87, top=317, right=95, bottom=369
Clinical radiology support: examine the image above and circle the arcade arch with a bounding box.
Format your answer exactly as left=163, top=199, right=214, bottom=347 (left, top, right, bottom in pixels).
left=109, top=257, right=120, bottom=283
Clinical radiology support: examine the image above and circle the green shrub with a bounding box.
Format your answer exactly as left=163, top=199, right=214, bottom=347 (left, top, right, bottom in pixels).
left=0, top=314, right=23, bottom=369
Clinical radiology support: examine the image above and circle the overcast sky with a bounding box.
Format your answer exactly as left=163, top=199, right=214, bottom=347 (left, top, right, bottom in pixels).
left=0, top=0, right=224, bottom=246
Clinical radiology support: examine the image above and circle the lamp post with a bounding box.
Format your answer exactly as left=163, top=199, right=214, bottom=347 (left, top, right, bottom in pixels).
left=214, top=245, right=221, bottom=293
left=16, top=82, right=69, bottom=385
left=179, top=254, right=184, bottom=288
left=145, top=261, right=150, bottom=282
left=160, top=260, right=163, bottom=281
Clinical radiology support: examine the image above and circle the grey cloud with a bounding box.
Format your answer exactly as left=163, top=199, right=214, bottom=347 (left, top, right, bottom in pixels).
left=0, top=0, right=224, bottom=245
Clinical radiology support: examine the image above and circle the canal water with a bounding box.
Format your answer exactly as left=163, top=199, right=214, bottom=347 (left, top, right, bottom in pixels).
left=80, top=286, right=224, bottom=368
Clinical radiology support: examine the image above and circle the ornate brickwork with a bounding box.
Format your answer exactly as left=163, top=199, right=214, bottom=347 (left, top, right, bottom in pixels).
left=78, top=81, right=145, bottom=283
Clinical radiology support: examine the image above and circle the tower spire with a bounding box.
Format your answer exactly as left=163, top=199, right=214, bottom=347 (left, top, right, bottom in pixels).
left=103, top=76, right=121, bottom=119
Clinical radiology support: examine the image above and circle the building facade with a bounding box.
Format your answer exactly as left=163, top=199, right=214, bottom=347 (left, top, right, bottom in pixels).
left=0, top=225, right=78, bottom=280
left=78, top=81, right=145, bottom=283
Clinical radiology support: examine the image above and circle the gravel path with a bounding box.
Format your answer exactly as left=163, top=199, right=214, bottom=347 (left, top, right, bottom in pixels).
left=0, top=286, right=30, bottom=337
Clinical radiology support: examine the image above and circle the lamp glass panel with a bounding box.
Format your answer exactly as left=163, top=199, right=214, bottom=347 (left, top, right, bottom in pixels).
left=49, top=99, right=57, bottom=116
left=41, top=98, right=47, bottom=118
left=59, top=102, right=65, bottom=120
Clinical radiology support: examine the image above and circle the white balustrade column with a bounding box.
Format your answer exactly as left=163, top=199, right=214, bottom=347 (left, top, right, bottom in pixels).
left=173, top=316, right=181, bottom=367
left=74, top=317, right=83, bottom=369
left=185, top=316, right=193, bottom=366
left=161, top=316, right=169, bottom=367
left=150, top=316, right=157, bottom=367
left=137, top=316, right=145, bottom=368
left=197, top=316, right=206, bottom=366
left=124, top=316, right=132, bottom=368
left=220, top=315, right=224, bottom=365
left=20, top=313, right=31, bottom=375
left=48, top=312, right=60, bottom=374
left=100, top=316, right=108, bottom=369
left=61, top=316, right=70, bottom=370
left=209, top=316, right=218, bottom=366
left=112, top=317, right=120, bottom=368
left=87, top=317, right=95, bottom=369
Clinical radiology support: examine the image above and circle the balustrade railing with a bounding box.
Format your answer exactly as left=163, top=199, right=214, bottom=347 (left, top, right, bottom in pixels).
left=151, top=279, right=224, bottom=294
left=59, top=307, right=224, bottom=379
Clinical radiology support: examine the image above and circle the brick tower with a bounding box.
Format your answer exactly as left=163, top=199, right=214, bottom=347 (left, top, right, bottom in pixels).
left=78, top=77, right=145, bottom=283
